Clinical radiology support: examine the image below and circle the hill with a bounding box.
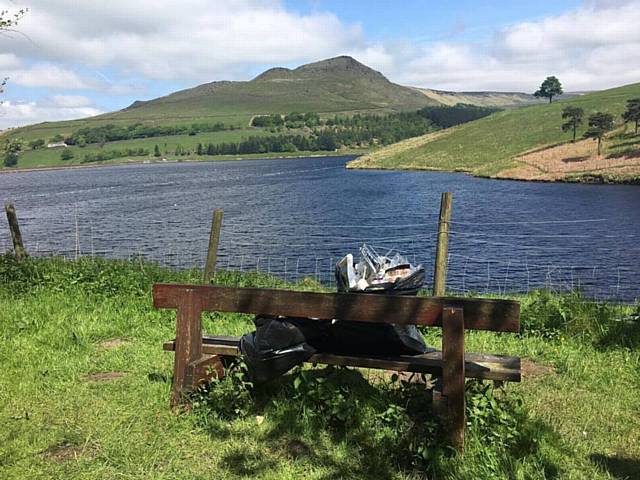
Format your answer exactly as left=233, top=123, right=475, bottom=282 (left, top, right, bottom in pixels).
left=348, top=82, right=640, bottom=183
left=413, top=88, right=581, bottom=108
left=414, top=88, right=543, bottom=108
left=4, top=56, right=436, bottom=144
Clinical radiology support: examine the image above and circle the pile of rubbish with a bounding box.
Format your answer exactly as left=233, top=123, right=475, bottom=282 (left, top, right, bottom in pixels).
left=240, top=244, right=433, bottom=384
left=335, top=244, right=425, bottom=295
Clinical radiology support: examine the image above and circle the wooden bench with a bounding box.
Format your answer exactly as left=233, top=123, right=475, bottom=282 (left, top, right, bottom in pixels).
left=153, top=283, right=521, bottom=448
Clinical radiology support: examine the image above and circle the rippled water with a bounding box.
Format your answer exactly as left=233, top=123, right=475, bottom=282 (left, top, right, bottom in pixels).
left=1, top=156, right=639, bottom=301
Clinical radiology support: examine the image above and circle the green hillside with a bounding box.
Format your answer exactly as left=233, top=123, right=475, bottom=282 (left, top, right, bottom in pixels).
left=349, top=82, right=640, bottom=181
left=111, top=56, right=436, bottom=121
left=1, top=56, right=445, bottom=170
left=3, top=56, right=434, bottom=144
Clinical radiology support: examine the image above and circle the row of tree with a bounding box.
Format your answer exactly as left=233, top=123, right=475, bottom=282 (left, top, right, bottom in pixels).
left=561, top=98, right=640, bottom=154
left=27, top=122, right=233, bottom=149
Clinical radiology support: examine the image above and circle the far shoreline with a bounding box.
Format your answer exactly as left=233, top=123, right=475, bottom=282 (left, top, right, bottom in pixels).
left=0, top=151, right=363, bottom=175
left=346, top=162, right=640, bottom=186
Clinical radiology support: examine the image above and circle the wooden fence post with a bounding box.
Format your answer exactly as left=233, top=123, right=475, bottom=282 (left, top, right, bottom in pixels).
left=4, top=202, right=27, bottom=261
left=203, top=209, right=223, bottom=283
left=433, top=192, right=452, bottom=296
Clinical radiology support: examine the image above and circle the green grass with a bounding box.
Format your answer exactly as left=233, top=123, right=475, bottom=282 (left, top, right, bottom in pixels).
left=349, top=82, right=640, bottom=177
left=0, top=255, right=639, bottom=479
left=12, top=129, right=274, bottom=169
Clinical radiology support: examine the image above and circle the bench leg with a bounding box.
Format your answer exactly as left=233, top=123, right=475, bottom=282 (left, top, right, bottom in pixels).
left=171, top=289, right=203, bottom=409
left=442, top=306, right=465, bottom=450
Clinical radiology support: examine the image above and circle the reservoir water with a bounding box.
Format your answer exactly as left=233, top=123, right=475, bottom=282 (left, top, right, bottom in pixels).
left=1, top=156, right=639, bottom=301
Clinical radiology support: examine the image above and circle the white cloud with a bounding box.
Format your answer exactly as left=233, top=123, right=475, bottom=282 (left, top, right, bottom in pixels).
left=1, top=0, right=364, bottom=82
left=0, top=98, right=103, bottom=129
left=381, top=0, right=640, bottom=91
left=0, top=0, right=638, bottom=131
left=47, top=94, right=93, bottom=107
left=9, top=64, right=89, bottom=89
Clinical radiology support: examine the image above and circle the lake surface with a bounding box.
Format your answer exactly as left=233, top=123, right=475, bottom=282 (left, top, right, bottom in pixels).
left=1, top=156, right=639, bottom=301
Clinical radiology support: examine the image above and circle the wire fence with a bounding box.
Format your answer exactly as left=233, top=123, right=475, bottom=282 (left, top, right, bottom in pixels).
left=1, top=207, right=638, bottom=303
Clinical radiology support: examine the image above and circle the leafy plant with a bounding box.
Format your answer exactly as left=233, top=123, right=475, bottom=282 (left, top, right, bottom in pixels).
left=291, top=366, right=358, bottom=429
left=193, top=358, right=253, bottom=419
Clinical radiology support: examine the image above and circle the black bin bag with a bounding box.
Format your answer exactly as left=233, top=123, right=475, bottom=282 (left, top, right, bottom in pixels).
left=329, top=245, right=433, bottom=356
left=240, top=315, right=329, bottom=384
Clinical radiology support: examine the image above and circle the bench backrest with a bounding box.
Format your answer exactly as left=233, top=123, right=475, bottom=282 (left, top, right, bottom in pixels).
left=153, top=284, right=520, bottom=333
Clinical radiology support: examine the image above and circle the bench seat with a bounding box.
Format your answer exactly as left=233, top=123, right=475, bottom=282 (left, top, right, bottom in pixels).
left=162, top=335, right=521, bottom=382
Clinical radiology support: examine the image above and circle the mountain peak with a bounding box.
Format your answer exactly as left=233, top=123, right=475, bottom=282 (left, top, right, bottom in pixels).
left=295, top=55, right=382, bottom=77
left=252, top=56, right=386, bottom=83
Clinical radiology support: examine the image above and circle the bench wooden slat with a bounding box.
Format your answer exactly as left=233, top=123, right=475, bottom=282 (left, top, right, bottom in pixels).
left=162, top=336, right=521, bottom=382
left=153, top=284, right=520, bottom=333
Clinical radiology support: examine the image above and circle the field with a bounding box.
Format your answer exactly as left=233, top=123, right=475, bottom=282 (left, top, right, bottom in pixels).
left=12, top=129, right=274, bottom=169
left=348, top=82, right=640, bottom=182
left=1, top=255, right=639, bottom=479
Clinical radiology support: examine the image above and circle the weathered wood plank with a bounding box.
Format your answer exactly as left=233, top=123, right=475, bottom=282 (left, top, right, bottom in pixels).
left=153, top=284, right=520, bottom=332
left=162, top=337, right=521, bottom=382
left=170, top=289, right=203, bottom=408
left=188, top=354, right=225, bottom=388
left=442, top=306, right=465, bottom=450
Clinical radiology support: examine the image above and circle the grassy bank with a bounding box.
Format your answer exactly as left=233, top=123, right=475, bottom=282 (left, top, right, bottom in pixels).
left=348, top=82, right=640, bottom=183
left=1, top=255, right=639, bottom=479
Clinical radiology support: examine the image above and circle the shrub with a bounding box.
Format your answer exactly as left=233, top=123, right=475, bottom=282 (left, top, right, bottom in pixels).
left=193, top=359, right=253, bottom=419
left=3, top=151, right=18, bottom=167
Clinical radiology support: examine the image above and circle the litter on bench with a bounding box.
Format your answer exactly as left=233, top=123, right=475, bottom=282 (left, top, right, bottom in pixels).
left=335, top=244, right=425, bottom=295
left=240, top=244, right=433, bottom=384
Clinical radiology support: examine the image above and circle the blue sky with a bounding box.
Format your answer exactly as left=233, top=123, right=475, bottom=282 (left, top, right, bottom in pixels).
left=286, top=1, right=583, bottom=43
left=0, top=0, right=638, bottom=128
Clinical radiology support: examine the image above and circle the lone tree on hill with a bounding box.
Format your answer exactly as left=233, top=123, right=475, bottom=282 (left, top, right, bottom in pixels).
left=534, top=76, right=563, bottom=103
left=154, top=144, right=161, bottom=157
left=583, top=112, right=615, bottom=156
left=561, top=106, right=584, bottom=142
left=622, top=98, right=640, bottom=135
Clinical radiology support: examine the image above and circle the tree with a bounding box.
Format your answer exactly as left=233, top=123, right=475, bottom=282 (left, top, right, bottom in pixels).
left=622, top=98, right=640, bottom=135
left=3, top=151, right=18, bottom=167
left=534, top=76, right=563, bottom=103
left=60, top=149, right=74, bottom=161
left=29, top=138, right=45, bottom=150
left=196, top=143, right=203, bottom=155
left=3, top=139, right=22, bottom=167
left=154, top=144, right=161, bottom=157
left=583, top=112, right=615, bottom=156
left=561, top=106, right=584, bottom=142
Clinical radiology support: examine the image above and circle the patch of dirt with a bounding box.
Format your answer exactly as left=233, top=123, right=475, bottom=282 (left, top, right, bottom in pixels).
left=283, top=439, right=311, bottom=459
left=497, top=139, right=640, bottom=181
left=521, top=358, right=555, bottom=378
left=82, top=372, right=127, bottom=382
left=42, top=442, right=85, bottom=462
left=98, top=338, right=128, bottom=350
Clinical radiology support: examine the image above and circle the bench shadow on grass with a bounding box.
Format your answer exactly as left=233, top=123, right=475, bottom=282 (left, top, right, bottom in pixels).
left=590, top=454, right=640, bottom=479
left=196, top=366, right=566, bottom=479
